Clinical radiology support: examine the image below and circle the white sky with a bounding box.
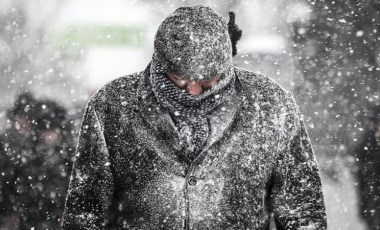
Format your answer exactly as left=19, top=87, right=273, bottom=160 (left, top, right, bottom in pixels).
left=56, top=0, right=148, bottom=25
left=83, top=47, right=150, bottom=89
left=54, top=0, right=150, bottom=90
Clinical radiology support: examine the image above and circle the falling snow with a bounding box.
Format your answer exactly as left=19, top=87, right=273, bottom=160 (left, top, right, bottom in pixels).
left=0, top=1, right=379, bottom=230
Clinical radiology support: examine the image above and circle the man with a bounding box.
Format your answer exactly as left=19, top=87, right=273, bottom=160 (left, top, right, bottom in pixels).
left=63, top=5, right=327, bottom=229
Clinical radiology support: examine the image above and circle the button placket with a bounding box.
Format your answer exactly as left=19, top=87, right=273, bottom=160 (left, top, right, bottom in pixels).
left=184, top=162, right=201, bottom=229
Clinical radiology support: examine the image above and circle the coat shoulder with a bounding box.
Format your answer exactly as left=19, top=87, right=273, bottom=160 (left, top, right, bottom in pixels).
left=87, top=71, right=144, bottom=116
left=234, top=67, right=303, bottom=146
left=234, top=67, right=295, bottom=109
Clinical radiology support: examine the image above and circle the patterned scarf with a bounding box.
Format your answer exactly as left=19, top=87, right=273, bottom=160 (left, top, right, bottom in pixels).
left=150, top=53, right=236, bottom=160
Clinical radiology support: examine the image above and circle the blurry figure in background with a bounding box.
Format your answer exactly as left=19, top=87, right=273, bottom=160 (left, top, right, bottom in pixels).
left=0, top=95, right=75, bottom=229
left=30, top=99, right=74, bottom=228
left=356, top=105, right=380, bottom=230
left=0, top=92, right=37, bottom=229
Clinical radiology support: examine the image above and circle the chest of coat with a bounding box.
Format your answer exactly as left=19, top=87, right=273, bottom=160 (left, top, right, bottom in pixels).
left=101, top=100, right=285, bottom=227
left=108, top=109, right=281, bottom=194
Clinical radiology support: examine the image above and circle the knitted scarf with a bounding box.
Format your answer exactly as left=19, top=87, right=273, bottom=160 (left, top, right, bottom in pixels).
left=150, top=53, right=236, bottom=160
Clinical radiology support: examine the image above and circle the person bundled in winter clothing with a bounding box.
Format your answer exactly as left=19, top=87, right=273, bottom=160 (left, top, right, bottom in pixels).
left=356, top=106, right=380, bottom=230
left=0, top=93, right=74, bottom=229
left=63, top=5, right=327, bottom=229
left=0, top=92, right=37, bottom=229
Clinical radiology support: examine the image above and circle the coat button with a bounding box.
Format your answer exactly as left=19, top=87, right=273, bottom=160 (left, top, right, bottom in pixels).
left=188, top=176, right=197, bottom=186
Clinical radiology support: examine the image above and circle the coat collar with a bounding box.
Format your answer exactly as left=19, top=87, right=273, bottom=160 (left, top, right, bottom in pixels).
left=137, top=64, right=183, bottom=151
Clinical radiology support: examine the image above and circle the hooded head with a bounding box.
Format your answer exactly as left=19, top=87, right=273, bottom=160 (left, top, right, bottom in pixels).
left=153, top=5, right=233, bottom=81
left=8, top=91, right=37, bottom=121
left=6, top=92, right=37, bottom=136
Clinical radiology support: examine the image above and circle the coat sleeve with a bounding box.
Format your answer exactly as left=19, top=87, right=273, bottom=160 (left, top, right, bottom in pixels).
left=270, top=94, right=327, bottom=230
left=62, top=102, right=114, bottom=229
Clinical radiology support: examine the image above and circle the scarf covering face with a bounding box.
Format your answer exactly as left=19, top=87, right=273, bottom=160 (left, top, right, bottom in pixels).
left=150, top=53, right=236, bottom=160
left=149, top=5, right=236, bottom=160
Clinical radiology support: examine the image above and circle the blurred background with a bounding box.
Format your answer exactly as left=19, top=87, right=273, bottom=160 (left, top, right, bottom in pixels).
left=1, top=0, right=380, bottom=229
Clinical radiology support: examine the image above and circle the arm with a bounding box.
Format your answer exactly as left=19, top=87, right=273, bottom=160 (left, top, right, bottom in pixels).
left=62, top=102, right=114, bottom=229
left=271, top=94, right=327, bottom=230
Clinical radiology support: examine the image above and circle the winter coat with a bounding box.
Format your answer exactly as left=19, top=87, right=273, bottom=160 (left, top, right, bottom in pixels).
left=62, top=66, right=327, bottom=229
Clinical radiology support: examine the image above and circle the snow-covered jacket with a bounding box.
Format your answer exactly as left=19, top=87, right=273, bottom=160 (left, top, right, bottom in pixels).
left=62, top=66, right=327, bottom=229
